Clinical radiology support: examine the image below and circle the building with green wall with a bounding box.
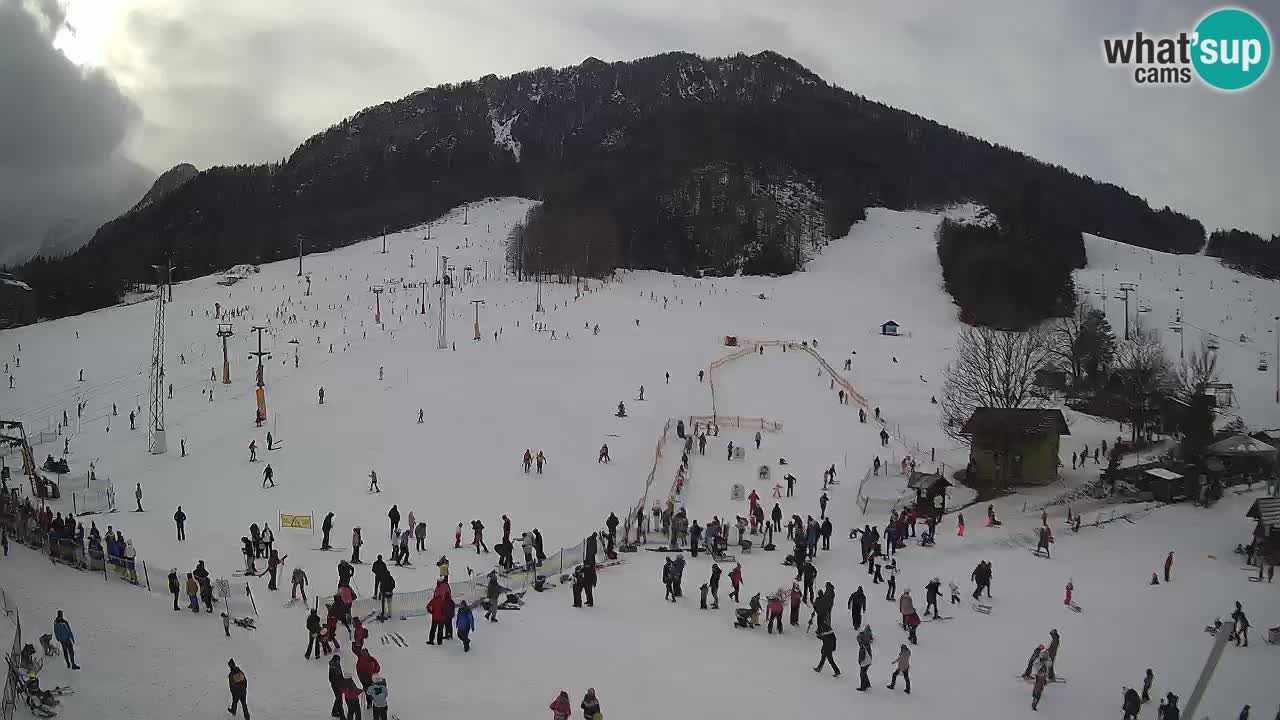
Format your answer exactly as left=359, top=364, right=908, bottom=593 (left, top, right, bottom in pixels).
left=960, top=408, right=1069, bottom=493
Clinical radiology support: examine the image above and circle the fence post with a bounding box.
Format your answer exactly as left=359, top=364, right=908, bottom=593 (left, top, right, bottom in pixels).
left=142, top=561, right=151, bottom=591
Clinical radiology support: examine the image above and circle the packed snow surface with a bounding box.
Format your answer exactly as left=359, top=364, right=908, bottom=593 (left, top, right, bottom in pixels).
left=1, top=198, right=1276, bottom=720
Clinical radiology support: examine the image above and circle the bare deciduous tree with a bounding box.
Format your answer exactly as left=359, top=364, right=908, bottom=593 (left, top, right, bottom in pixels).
left=1113, top=321, right=1173, bottom=443
left=1048, top=295, right=1115, bottom=388
left=1174, top=339, right=1219, bottom=401
left=941, top=325, right=1055, bottom=441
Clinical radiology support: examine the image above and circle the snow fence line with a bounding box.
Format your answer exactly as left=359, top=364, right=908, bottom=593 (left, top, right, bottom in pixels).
left=1, top=585, right=22, bottom=720
left=0, top=507, right=255, bottom=618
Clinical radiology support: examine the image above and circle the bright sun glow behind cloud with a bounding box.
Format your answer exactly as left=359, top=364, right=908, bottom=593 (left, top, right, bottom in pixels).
left=49, top=0, right=122, bottom=68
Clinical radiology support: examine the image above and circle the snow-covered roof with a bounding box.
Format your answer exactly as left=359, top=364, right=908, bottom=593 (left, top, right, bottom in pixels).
left=0, top=275, right=32, bottom=291
left=1144, top=468, right=1182, bottom=481
left=960, top=408, right=1070, bottom=437
left=1204, top=434, right=1278, bottom=457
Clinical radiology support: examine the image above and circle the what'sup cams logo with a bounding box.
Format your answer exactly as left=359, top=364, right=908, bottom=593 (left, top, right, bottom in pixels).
left=1103, top=8, right=1271, bottom=90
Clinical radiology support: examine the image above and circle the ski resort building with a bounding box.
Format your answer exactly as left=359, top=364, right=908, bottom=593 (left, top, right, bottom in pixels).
left=959, top=408, right=1070, bottom=492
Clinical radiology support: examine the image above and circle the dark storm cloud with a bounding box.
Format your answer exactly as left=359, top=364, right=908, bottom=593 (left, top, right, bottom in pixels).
left=0, top=0, right=150, bottom=264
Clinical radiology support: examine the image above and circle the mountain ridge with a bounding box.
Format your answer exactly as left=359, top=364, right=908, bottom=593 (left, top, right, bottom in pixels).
left=9, top=50, right=1222, bottom=325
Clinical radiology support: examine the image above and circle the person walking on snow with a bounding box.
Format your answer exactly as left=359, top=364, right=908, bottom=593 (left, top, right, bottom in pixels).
left=174, top=506, right=187, bottom=541
left=249, top=440, right=257, bottom=462
left=1124, top=687, right=1142, bottom=720
left=322, top=512, right=335, bottom=550
left=709, top=564, right=722, bottom=609
left=306, top=609, right=322, bottom=659
left=898, top=589, right=919, bottom=644
left=292, top=567, right=309, bottom=603
left=949, top=580, right=961, bottom=605
left=53, top=611, right=79, bottom=669
left=1164, top=550, right=1174, bottom=582
left=485, top=572, right=502, bottom=621
left=814, top=627, right=840, bottom=677
left=924, top=578, right=941, bottom=618
left=227, top=660, right=250, bottom=720
left=261, top=464, right=275, bottom=488
left=1036, top=525, right=1053, bottom=558
left=355, top=649, right=381, bottom=708
left=857, top=627, right=874, bottom=690
left=819, top=492, right=829, bottom=519
left=454, top=600, right=475, bottom=652
left=368, top=470, right=380, bottom=493
left=887, top=644, right=911, bottom=693
left=536, top=450, right=546, bottom=474
left=598, top=444, right=610, bottom=463
left=388, top=505, right=400, bottom=539
left=1046, top=629, right=1061, bottom=680
left=766, top=594, right=785, bottom=633
left=264, top=550, right=287, bottom=590
left=186, top=573, right=200, bottom=612
left=134, top=483, right=144, bottom=512
left=168, top=569, right=181, bottom=611
left=1022, top=644, right=1044, bottom=679
left=729, top=562, right=743, bottom=603
left=1031, top=654, right=1050, bottom=711
left=523, top=450, right=533, bottom=473
left=549, top=691, right=572, bottom=720
left=754, top=431, right=762, bottom=450
left=848, top=586, right=866, bottom=628
left=366, top=676, right=388, bottom=720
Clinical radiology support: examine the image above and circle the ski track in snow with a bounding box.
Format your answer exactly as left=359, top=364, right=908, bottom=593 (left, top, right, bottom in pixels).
left=1, top=198, right=1277, bottom=719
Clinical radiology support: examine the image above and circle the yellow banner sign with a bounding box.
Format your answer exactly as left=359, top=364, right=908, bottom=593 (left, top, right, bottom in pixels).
left=279, top=513, right=312, bottom=530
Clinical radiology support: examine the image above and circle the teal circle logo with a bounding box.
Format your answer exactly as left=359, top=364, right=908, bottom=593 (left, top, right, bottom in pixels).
left=1192, top=8, right=1271, bottom=90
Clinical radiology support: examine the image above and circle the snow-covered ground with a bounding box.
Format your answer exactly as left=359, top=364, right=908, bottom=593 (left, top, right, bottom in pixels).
left=1, top=199, right=1277, bottom=719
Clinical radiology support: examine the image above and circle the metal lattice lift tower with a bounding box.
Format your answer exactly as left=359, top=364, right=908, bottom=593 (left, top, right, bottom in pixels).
left=147, top=263, right=169, bottom=454
left=437, top=255, right=449, bottom=350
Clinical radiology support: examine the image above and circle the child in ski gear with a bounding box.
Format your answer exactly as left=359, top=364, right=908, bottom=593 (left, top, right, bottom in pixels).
left=455, top=601, right=474, bottom=651
left=366, top=676, right=388, bottom=720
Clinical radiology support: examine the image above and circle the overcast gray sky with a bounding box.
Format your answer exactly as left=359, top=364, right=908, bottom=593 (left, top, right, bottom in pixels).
left=2, top=0, right=1276, bottom=264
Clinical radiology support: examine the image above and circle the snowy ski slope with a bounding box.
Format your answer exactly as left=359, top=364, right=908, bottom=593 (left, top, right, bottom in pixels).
left=1, top=198, right=1276, bottom=720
